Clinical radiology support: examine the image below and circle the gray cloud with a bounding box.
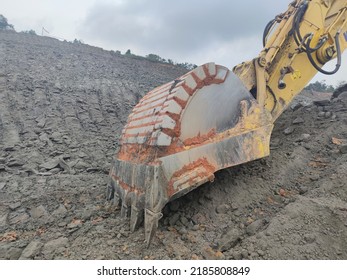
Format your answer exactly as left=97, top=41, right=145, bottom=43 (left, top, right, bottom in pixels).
left=79, top=0, right=288, bottom=58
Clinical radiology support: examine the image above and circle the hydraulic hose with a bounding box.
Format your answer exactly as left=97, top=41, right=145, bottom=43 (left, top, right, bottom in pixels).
left=306, top=32, right=342, bottom=75
left=301, top=33, right=328, bottom=53
left=292, top=1, right=341, bottom=75
left=263, top=19, right=276, bottom=47
left=292, top=1, right=309, bottom=48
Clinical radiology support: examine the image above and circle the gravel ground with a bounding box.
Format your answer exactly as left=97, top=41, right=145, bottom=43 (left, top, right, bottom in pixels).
left=0, top=30, right=346, bottom=260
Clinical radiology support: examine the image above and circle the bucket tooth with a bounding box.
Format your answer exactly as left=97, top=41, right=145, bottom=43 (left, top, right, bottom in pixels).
left=106, top=183, right=115, bottom=201
left=120, top=191, right=130, bottom=218
left=130, top=205, right=144, bottom=232
left=113, top=193, right=121, bottom=207
left=121, top=203, right=130, bottom=218
left=144, top=209, right=163, bottom=247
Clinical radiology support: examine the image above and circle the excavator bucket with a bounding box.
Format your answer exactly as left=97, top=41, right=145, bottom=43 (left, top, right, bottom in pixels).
left=108, top=63, right=273, bottom=245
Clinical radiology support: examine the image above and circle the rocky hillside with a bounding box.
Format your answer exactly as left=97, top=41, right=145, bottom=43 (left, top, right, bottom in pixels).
left=0, top=30, right=346, bottom=260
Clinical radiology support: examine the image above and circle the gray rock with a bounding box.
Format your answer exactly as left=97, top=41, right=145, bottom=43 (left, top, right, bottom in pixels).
left=318, top=111, right=326, bottom=117
left=82, top=209, right=93, bottom=220
left=78, top=151, right=88, bottom=158
left=219, top=228, right=243, bottom=251
left=37, top=118, right=46, bottom=128
left=0, top=164, right=5, bottom=171
left=250, top=252, right=259, bottom=259
left=325, top=112, right=332, bottom=118
left=50, top=150, right=64, bottom=157
left=8, top=210, right=30, bottom=225
left=20, top=240, right=43, bottom=259
left=337, top=92, right=347, bottom=100
left=0, top=157, right=6, bottom=164
left=3, top=145, right=15, bottom=151
left=30, top=205, right=49, bottom=219
left=233, top=250, right=242, bottom=260
left=169, top=213, right=180, bottom=226
left=295, top=134, right=311, bottom=143
left=298, top=186, right=308, bottom=195
left=283, top=127, right=295, bottom=135
left=192, top=224, right=200, bottom=231
left=50, top=168, right=61, bottom=174
left=241, top=249, right=249, bottom=259
left=40, top=158, right=60, bottom=170
left=7, top=158, right=25, bottom=167
left=304, top=234, right=316, bottom=244
left=290, top=102, right=303, bottom=111
left=314, top=99, right=330, bottom=106
left=0, top=182, right=6, bottom=190
left=52, top=204, right=68, bottom=218
left=301, top=134, right=311, bottom=142
left=39, top=133, right=52, bottom=146
left=310, top=174, right=320, bottom=181
left=0, top=242, right=23, bottom=260
left=43, top=237, right=69, bottom=259
left=9, top=202, right=21, bottom=210
left=0, top=244, right=8, bottom=260
left=73, top=160, right=89, bottom=170
left=40, top=157, right=70, bottom=172
left=340, top=145, right=347, bottom=154
left=86, top=167, right=99, bottom=173
left=43, top=237, right=69, bottom=252
left=216, top=204, right=231, bottom=214
left=293, top=117, right=304, bottom=124
left=95, top=225, right=106, bottom=234
left=0, top=213, right=8, bottom=230
left=257, top=250, right=265, bottom=257
left=6, top=247, right=23, bottom=260
left=67, top=221, right=83, bottom=233
left=180, top=216, right=189, bottom=227
left=270, top=138, right=282, bottom=149
left=246, top=219, right=267, bottom=236
left=57, top=158, right=71, bottom=173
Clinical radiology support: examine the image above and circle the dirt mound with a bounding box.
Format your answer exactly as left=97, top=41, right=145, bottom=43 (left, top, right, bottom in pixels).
left=333, top=83, right=347, bottom=98
left=0, top=30, right=346, bottom=260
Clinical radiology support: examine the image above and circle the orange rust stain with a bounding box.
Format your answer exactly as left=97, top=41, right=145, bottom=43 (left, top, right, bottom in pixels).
left=122, top=132, right=152, bottom=138
left=166, top=112, right=180, bottom=122
left=191, top=72, right=205, bottom=89
left=125, top=120, right=160, bottom=130
left=167, top=158, right=216, bottom=197
left=125, top=110, right=169, bottom=123
left=167, top=139, right=184, bottom=154
left=136, top=94, right=168, bottom=108
left=142, top=84, right=172, bottom=100
left=111, top=173, right=145, bottom=195
left=172, top=96, right=188, bottom=109
left=132, top=102, right=164, bottom=115
left=212, top=78, right=226, bottom=84
left=183, top=129, right=216, bottom=146
left=182, top=83, right=195, bottom=96
left=117, top=142, right=174, bottom=164
left=172, top=158, right=214, bottom=179
left=166, top=112, right=182, bottom=139
left=117, top=143, right=154, bottom=162
left=202, top=64, right=211, bottom=77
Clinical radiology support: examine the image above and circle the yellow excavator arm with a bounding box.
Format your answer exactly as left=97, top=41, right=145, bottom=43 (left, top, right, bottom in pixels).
left=234, top=0, right=347, bottom=120
left=108, top=0, right=347, bottom=245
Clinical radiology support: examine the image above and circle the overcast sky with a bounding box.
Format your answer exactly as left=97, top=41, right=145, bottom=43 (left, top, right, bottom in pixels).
left=2, top=0, right=346, bottom=86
